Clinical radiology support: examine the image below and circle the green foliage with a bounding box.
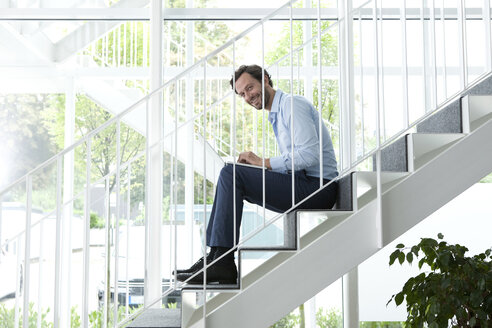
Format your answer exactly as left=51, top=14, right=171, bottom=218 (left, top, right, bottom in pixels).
left=479, top=172, right=492, bottom=183
left=316, top=307, right=342, bottom=328
left=359, top=322, right=405, bottom=328
left=71, top=306, right=81, bottom=328
left=0, top=94, right=59, bottom=193
left=0, top=303, right=53, bottom=328
left=270, top=311, right=300, bottom=328
left=90, top=212, right=105, bottom=229
left=388, top=233, right=492, bottom=327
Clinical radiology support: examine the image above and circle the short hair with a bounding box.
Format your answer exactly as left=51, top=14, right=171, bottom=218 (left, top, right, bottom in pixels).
left=230, top=64, right=273, bottom=93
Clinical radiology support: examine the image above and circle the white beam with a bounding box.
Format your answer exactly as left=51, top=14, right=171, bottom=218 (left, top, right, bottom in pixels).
left=0, top=7, right=487, bottom=20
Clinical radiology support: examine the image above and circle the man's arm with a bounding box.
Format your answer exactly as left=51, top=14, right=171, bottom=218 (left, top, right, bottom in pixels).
left=238, top=151, right=272, bottom=169
left=269, top=97, right=320, bottom=172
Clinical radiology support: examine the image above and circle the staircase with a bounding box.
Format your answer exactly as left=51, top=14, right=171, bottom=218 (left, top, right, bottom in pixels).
left=2, top=1, right=492, bottom=327
left=125, top=75, right=492, bottom=327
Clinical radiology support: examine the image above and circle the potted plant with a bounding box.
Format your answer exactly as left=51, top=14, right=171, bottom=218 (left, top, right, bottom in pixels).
left=388, top=233, right=491, bottom=327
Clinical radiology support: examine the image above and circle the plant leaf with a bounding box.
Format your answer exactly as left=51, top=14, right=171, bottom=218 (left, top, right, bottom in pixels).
left=406, top=252, right=414, bottom=264
left=396, top=243, right=405, bottom=249
left=395, top=292, right=404, bottom=306
left=389, top=250, right=400, bottom=265
left=398, top=252, right=405, bottom=265
left=437, top=233, right=444, bottom=239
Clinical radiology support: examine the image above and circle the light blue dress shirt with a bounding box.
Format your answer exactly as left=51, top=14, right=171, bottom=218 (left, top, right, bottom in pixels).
left=268, top=89, right=339, bottom=180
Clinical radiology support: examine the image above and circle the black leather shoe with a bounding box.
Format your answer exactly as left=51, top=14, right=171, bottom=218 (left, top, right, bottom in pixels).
left=176, top=260, right=238, bottom=285
left=172, top=251, right=214, bottom=275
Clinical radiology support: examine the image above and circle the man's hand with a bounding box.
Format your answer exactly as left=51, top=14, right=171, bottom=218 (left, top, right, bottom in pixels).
left=238, top=151, right=271, bottom=169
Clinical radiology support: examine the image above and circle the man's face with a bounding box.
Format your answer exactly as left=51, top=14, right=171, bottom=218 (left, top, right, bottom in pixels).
left=235, top=72, right=269, bottom=110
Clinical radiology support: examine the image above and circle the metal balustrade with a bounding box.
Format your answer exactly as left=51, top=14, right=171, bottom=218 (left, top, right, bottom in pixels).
left=1, top=0, right=492, bottom=327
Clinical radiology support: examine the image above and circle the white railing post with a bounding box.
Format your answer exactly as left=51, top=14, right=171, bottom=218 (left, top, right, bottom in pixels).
left=484, top=0, right=492, bottom=72
left=232, top=41, right=237, bottom=246
left=54, top=157, right=63, bottom=328
left=290, top=1, right=295, bottom=206
left=23, top=175, right=32, bottom=328
left=421, top=0, right=429, bottom=112
left=457, top=0, right=468, bottom=89
left=401, top=0, right=409, bottom=129
left=113, top=120, right=121, bottom=327
left=82, top=139, right=92, bottom=328
left=440, top=0, right=448, bottom=99
left=145, top=0, right=163, bottom=308
left=15, top=235, right=22, bottom=328
left=374, top=0, right=383, bottom=250
left=430, top=0, right=438, bottom=109
left=104, top=177, right=110, bottom=327
left=358, top=7, right=366, bottom=155
left=202, top=62, right=208, bottom=326
left=62, top=76, right=75, bottom=328
left=185, top=13, right=195, bottom=267
left=339, top=0, right=355, bottom=171
left=318, top=0, right=323, bottom=186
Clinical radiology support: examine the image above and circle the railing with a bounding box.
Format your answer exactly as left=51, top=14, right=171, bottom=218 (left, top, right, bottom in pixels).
left=1, top=0, right=492, bottom=327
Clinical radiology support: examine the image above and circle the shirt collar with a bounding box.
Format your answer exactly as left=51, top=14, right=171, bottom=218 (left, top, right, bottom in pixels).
left=268, top=89, right=283, bottom=123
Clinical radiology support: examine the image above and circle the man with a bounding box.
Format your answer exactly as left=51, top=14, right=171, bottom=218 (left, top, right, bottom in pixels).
left=176, top=64, right=338, bottom=285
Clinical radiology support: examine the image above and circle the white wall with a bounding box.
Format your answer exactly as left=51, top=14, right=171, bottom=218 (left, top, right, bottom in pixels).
left=359, top=182, right=492, bottom=321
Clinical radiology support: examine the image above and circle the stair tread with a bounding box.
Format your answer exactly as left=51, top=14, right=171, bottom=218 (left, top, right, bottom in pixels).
left=181, top=282, right=240, bottom=291
left=127, top=308, right=181, bottom=328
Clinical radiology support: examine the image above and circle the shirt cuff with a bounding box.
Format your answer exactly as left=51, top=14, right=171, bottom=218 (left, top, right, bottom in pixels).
left=269, top=156, right=285, bottom=172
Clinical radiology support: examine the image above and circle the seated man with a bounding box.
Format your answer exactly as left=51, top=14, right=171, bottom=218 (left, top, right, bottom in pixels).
left=176, top=64, right=338, bottom=284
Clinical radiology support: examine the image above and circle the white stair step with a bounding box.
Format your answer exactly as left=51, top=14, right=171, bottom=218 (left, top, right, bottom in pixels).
left=462, top=95, right=492, bottom=132
left=408, top=133, right=464, bottom=171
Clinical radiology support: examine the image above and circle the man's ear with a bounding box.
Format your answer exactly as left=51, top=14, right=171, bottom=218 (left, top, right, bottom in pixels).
left=264, top=74, right=270, bottom=86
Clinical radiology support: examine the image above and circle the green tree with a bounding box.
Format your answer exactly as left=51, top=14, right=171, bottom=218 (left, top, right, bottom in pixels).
left=316, top=307, right=342, bottom=328
left=0, top=94, right=58, bottom=191
left=388, top=233, right=492, bottom=327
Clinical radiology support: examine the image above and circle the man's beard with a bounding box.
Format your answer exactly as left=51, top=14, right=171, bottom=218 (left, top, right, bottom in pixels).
left=250, top=90, right=270, bottom=109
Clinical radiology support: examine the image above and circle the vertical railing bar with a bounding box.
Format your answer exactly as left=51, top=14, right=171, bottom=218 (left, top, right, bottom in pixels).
left=441, top=0, right=448, bottom=98
left=297, top=50, right=301, bottom=96
left=262, top=22, right=266, bottom=227
left=421, top=0, right=429, bottom=112
left=337, top=1, right=344, bottom=171
left=484, top=0, right=492, bottom=72
left=125, top=163, right=131, bottom=317
left=374, top=0, right=383, bottom=249
left=0, top=194, right=2, bottom=265
left=113, top=28, right=116, bottom=67
left=117, top=24, right=121, bottom=67
left=132, top=22, right=136, bottom=67
left=359, top=8, right=366, bottom=156
left=37, top=218, right=44, bottom=328
left=23, top=175, right=32, bottom=328
left=14, top=236, right=21, bottom=328
left=379, top=0, right=386, bottom=140
left=430, top=0, right=437, bottom=109
left=123, top=23, right=127, bottom=67
left=114, top=120, right=121, bottom=327
left=318, top=0, right=323, bottom=187
left=104, top=34, right=107, bottom=65
left=457, top=0, right=468, bottom=89
left=104, top=177, right=110, bottom=328
left=174, top=81, right=179, bottom=289
left=82, top=139, right=92, bottom=328
left=233, top=41, right=237, bottom=247
left=202, top=62, right=207, bottom=324
left=401, top=0, right=410, bottom=129
left=290, top=0, right=295, bottom=207
left=54, top=157, right=63, bottom=328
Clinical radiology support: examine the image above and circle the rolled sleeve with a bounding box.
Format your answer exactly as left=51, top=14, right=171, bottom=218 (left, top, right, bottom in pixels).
left=269, top=156, right=286, bottom=172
